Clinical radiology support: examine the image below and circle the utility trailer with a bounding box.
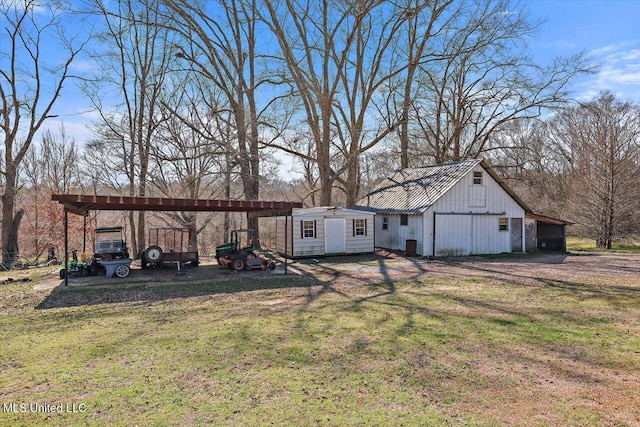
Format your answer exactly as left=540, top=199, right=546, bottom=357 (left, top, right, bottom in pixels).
left=141, top=228, right=199, bottom=269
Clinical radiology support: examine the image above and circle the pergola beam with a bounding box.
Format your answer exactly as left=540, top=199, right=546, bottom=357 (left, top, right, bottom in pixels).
left=52, top=194, right=301, bottom=216
left=52, top=194, right=303, bottom=285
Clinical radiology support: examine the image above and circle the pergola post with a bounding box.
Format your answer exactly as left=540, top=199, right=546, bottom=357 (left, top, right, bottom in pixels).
left=284, top=214, right=288, bottom=275
left=64, top=210, right=68, bottom=287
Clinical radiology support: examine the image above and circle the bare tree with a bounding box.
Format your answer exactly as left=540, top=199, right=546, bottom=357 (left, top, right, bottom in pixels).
left=257, top=0, right=360, bottom=206
left=150, top=82, right=231, bottom=248
left=260, top=0, right=435, bottom=206
left=547, top=92, right=640, bottom=248
left=82, top=0, right=174, bottom=256
left=407, top=0, right=593, bottom=165
left=0, top=0, right=87, bottom=267
left=332, top=1, right=450, bottom=206
left=21, top=127, right=83, bottom=260
left=395, top=0, right=453, bottom=169
left=165, top=0, right=268, bottom=247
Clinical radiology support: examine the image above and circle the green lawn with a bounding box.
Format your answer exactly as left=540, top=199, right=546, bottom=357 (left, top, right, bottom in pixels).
left=1, top=261, right=639, bottom=426
left=567, top=236, right=640, bottom=253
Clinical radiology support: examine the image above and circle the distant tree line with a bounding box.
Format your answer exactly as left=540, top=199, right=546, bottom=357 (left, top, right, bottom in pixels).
left=1, top=0, right=638, bottom=265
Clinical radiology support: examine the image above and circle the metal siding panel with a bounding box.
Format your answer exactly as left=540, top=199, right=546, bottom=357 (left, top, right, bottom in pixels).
left=423, top=210, right=434, bottom=256
left=435, top=215, right=472, bottom=256
left=276, top=216, right=294, bottom=256
left=345, top=212, right=374, bottom=253
left=472, top=215, right=510, bottom=254
left=294, top=215, right=325, bottom=257
left=375, top=214, right=399, bottom=250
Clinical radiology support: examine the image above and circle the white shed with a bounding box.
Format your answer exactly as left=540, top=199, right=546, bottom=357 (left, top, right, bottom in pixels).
left=354, top=159, right=531, bottom=257
left=276, top=207, right=375, bottom=258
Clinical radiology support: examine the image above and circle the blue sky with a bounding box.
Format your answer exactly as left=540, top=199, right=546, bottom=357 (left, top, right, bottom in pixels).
left=24, top=0, right=640, bottom=146
left=524, top=0, right=640, bottom=102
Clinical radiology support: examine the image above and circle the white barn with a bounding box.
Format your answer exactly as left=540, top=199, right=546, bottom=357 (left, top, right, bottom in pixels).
left=276, top=207, right=375, bottom=258
left=353, top=159, right=532, bottom=256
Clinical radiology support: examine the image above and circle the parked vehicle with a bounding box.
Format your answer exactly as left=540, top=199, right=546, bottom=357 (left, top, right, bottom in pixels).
left=141, top=228, right=199, bottom=269
left=215, top=229, right=275, bottom=271
left=90, top=226, right=130, bottom=275
left=215, top=229, right=256, bottom=264
left=218, top=251, right=276, bottom=271
left=59, top=249, right=90, bottom=279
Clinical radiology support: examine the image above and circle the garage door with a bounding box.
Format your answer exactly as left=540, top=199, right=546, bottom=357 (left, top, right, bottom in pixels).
left=434, top=214, right=472, bottom=256
left=435, top=214, right=506, bottom=256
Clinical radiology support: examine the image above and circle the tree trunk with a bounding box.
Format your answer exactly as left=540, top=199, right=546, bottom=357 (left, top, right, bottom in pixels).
left=3, top=208, right=25, bottom=268
left=345, top=160, right=361, bottom=208
left=1, top=166, right=18, bottom=267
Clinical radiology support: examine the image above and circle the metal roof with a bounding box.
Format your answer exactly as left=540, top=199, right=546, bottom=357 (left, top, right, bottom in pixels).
left=353, top=159, right=533, bottom=214
left=52, top=194, right=303, bottom=217
left=289, top=207, right=375, bottom=217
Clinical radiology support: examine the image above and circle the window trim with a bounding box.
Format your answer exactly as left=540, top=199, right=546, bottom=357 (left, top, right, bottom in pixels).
left=473, top=171, right=483, bottom=185
left=353, top=218, right=366, bottom=236
left=498, top=217, right=509, bottom=232
left=382, top=216, right=389, bottom=230
left=301, top=220, right=316, bottom=238
left=400, top=214, right=409, bottom=226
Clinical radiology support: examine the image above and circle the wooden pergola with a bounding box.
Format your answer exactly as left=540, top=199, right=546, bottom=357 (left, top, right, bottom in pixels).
left=52, top=194, right=303, bottom=285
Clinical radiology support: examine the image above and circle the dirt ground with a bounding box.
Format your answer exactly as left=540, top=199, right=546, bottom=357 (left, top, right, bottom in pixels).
left=289, top=249, right=640, bottom=287
left=36, top=249, right=640, bottom=290
left=27, top=250, right=640, bottom=425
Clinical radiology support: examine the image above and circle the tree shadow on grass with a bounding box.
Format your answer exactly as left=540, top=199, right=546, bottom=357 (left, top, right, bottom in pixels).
left=35, top=273, right=317, bottom=310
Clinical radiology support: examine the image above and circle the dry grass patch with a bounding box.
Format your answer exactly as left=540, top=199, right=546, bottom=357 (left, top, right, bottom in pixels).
left=1, top=253, right=639, bottom=426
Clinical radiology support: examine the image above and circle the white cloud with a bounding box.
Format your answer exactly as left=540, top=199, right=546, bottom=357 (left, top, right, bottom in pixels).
left=575, top=42, right=640, bottom=102
left=70, top=60, right=98, bottom=73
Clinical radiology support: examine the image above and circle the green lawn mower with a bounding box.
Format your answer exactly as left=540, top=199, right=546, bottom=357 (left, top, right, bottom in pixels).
left=215, top=229, right=256, bottom=264
left=59, top=249, right=90, bottom=279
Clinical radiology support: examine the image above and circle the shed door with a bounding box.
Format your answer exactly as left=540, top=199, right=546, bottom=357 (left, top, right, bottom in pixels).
left=510, top=218, right=523, bottom=252
left=434, top=214, right=472, bottom=256
left=325, top=218, right=346, bottom=253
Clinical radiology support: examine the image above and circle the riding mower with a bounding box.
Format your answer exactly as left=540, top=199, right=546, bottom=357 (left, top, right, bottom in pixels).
left=59, top=249, right=90, bottom=279
left=215, top=229, right=256, bottom=264
left=215, top=229, right=276, bottom=271
left=219, top=251, right=277, bottom=271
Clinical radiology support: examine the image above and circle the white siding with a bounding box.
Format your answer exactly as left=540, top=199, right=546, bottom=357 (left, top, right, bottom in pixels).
left=423, top=165, right=526, bottom=256
left=275, top=216, right=294, bottom=257
left=276, top=209, right=374, bottom=257
left=432, top=214, right=511, bottom=256
left=374, top=214, right=423, bottom=255
left=345, top=216, right=375, bottom=254
left=293, top=217, right=325, bottom=257
left=433, top=214, right=471, bottom=256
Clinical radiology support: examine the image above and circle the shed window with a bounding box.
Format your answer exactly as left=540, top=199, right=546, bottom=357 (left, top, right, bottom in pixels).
left=302, top=220, right=316, bottom=238
left=499, top=217, right=508, bottom=231
left=382, top=216, right=389, bottom=230
left=473, top=171, right=483, bottom=185
left=353, top=219, right=366, bottom=236
left=400, top=214, right=409, bottom=226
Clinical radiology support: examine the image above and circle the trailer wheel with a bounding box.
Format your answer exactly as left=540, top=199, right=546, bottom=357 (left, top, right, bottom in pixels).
left=144, top=246, right=163, bottom=263
left=115, top=264, right=130, bottom=278
left=232, top=257, right=246, bottom=271
left=59, top=268, right=66, bottom=279
left=269, top=261, right=276, bottom=270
